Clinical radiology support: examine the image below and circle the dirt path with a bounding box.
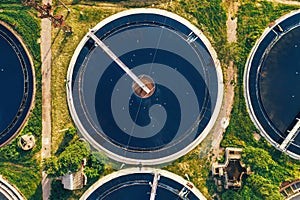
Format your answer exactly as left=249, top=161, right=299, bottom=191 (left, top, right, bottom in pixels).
left=227, top=2, right=239, bottom=43
left=209, top=1, right=238, bottom=161
left=210, top=61, right=236, bottom=161
left=41, top=0, right=52, bottom=199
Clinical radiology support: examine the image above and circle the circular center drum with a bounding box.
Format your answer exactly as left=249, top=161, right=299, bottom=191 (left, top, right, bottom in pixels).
left=67, top=9, right=223, bottom=165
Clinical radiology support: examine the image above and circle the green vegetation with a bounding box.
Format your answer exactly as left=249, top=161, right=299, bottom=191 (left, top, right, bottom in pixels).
left=221, top=1, right=300, bottom=199
left=176, top=0, right=227, bottom=58
left=0, top=0, right=22, bottom=4
left=44, top=139, right=90, bottom=177
left=48, top=165, right=114, bottom=200
left=46, top=135, right=110, bottom=200
left=84, top=153, right=105, bottom=178
left=0, top=162, right=42, bottom=199
left=164, top=147, right=215, bottom=197
left=0, top=2, right=42, bottom=199
left=51, top=2, right=124, bottom=155
left=54, top=127, right=77, bottom=156
left=242, top=174, right=284, bottom=200
left=44, top=135, right=104, bottom=178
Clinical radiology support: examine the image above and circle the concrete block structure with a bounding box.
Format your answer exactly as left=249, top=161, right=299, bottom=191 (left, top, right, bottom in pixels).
left=212, top=147, right=250, bottom=190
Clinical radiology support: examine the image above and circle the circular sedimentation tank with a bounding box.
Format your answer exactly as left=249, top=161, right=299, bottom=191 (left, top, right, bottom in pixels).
left=290, top=194, right=300, bottom=200
left=0, top=175, right=24, bottom=200
left=0, top=22, right=34, bottom=147
left=80, top=168, right=206, bottom=200
left=245, top=11, right=300, bottom=159
left=67, top=9, right=223, bottom=165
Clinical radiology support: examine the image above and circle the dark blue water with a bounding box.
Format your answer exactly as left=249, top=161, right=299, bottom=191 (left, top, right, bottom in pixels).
left=0, top=29, right=24, bottom=132
left=259, top=26, right=300, bottom=134
left=0, top=193, right=8, bottom=200
left=95, top=48, right=209, bottom=150
left=247, top=14, right=300, bottom=156
left=0, top=24, right=33, bottom=146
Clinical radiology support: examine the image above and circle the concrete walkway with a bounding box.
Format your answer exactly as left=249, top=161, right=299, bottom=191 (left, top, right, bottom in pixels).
left=41, top=0, right=52, bottom=199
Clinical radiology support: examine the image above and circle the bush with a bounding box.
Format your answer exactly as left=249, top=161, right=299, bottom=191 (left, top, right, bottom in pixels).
left=44, top=140, right=90, bottom=177
left=84, top=153, right=104, bottom=179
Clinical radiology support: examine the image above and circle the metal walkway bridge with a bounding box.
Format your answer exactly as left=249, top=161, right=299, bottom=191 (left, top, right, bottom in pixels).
left=149, top=172, right=160, bottom=200
left=279, top=118, right=300, bottom=151
left=88, top=32, right=151, bottom=94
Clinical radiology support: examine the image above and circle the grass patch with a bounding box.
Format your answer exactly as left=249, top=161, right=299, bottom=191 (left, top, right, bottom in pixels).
left=0, top=0, right=23, bottom=4
left=0, top=162, right=41, bottom=199
left=164, top=145, right=215, bottom=197
left=51, top=2, right=125, bottom=154
left=50, top=3, right=122, bottom=197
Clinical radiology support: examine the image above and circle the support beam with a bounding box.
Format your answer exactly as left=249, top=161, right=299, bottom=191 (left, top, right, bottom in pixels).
left=279, top=118, right=300, bottom=151
left=179, top=186, right=190, bottom=198
left=150, top=172, right=160, bottom=200
left=88, top=32, right=151, bottom=94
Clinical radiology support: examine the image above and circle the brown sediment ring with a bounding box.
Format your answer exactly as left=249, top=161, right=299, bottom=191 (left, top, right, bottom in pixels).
left=0, top=21, right=36, bottom=148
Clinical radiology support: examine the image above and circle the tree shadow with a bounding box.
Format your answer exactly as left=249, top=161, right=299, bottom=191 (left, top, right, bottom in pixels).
left=49, top=178, right=100, bottom=200
left=54, top=129, right=75, bottom=156
left=28, top=181, right=42, bottom=200
left=49, top=180, right=74, bottom=200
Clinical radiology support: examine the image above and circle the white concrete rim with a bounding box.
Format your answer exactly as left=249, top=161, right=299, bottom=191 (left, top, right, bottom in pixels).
left=0, top=21, right=36, bottom=148
left=80, top=167, right=206, bottom=200
left=67, top=8, right=224, bottom=165
left=244, top=9, right=300, bottom=160
left=286, top=192, right=300, bottom=200
left=0, top=175, right=25, bottom=200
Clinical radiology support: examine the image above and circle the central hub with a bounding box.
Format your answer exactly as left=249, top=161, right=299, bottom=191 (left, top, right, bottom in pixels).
left=132, top=75, right=155, bottom=98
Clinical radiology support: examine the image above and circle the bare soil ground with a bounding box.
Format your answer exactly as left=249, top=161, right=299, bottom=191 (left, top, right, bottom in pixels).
left=207, top=0, right=239, bottom=162
left=41, top=0, right=52, bottom=199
